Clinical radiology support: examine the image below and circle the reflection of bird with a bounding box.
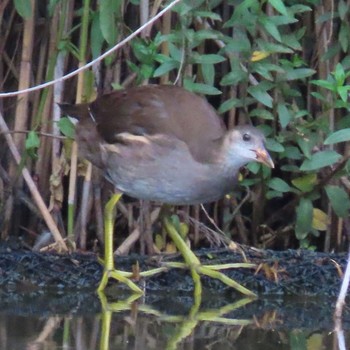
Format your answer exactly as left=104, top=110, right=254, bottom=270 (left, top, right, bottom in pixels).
left=60, top=85, right=274, bottom=295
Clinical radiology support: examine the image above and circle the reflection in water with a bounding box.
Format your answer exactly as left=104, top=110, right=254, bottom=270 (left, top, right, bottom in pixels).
left=98, top=292, right=255, bottom=350
left=0, top=291, right=349, bottom=350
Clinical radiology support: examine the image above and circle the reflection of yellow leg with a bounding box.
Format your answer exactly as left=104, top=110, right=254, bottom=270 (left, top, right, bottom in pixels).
left=98, top=292, right=141, bottom=350
left=165, top=294, right=255, bottom=350
left=163, top=217, right=256, bottom=297
left=97, top=194, right=143, bottom=294
left=97, top=287, right=255, bottom=350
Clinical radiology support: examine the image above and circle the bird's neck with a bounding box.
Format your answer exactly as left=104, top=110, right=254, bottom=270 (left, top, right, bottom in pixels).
left=211, top=135, right=248, bottom=172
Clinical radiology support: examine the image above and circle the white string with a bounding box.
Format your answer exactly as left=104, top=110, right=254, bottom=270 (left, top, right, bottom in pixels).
left=0, top=0, right=181, bottom=98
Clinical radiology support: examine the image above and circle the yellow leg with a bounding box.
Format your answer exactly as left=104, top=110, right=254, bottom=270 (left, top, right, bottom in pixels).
left=96, top=195, right=255, bottom=297
left=97, top=193, right=143, bottom=294
left=163, top=217, right=256, bottom=297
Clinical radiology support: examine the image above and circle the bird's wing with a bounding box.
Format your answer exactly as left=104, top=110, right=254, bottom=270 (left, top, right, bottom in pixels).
left=90, top=85, right=226, bottom=163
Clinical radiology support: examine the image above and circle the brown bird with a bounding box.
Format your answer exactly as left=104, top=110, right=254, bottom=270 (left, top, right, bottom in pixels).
left=60, top=85, right=274, bottom=296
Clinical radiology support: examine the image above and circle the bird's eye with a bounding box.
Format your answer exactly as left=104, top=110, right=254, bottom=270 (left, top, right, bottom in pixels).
left=243, top=133, right=251, bottom=142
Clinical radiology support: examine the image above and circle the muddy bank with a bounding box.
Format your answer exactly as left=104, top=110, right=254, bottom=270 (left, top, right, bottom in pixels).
left=0, top=244, right=345, bottom=296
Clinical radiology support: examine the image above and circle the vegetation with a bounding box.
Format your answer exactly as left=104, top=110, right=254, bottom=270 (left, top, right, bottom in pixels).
left=0, top=0, right=349, bottom=254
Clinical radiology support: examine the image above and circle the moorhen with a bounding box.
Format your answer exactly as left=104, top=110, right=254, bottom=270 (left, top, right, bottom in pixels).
left=60, top=85, right=274, bottom=296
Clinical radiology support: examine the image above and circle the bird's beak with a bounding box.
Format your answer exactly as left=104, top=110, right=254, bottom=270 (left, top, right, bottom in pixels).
left=254, top=148, right=274, bottom=168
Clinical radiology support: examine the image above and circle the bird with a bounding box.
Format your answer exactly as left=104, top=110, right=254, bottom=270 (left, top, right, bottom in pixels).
left=60, top=84, right=274, bottom=296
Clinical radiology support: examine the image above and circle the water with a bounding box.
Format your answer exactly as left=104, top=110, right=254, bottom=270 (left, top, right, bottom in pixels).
left=0, top=289, right=348, bottom=350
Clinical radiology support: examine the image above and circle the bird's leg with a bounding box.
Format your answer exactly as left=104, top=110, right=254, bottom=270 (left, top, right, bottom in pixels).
left=162, top=217, right=202, bottom=298
left=97, top=193, right=143, bottom=293
left=163, top=217, right=256, bottom=297
left=97, top=195, right=255, bottom=296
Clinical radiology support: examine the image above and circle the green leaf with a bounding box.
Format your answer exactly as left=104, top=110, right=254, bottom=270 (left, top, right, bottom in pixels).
left=191, top=54, right=226, bottom=64
left=300, top=150, right=342, bottom=171
left=99, top=0, right=118, bottom=44
left=281, top=164, right=300, bottom=172
left=201, top=64, right=215, bottom=85
left=295, top=110, right=310, bottom=119
left=169, top=43, right=183, bottom=62
left=193, top=29, right=222, bottom=42
left=253, top=62, right=284, bottom=80
left=256, top=39, right=293, bottom=54
left=253, top=64, right=273, bottom=80
left=325, top=185, right=350, bottom=217
left=280, top=33, right=302, bottom=50
left=246, top=161, right=261, bottom=175
left=58, top=117, right=75, bottom=139
left=250, top=109, right=274, bottom=120
left=25, top=131, right=40, bottom=150
left=139, top=63, right=154, bottom=79
left=48, top=0, right=60, bottom=17
left=266, top=190, right=284, bottom=199
left=90, top=13, right=104, bottom=59
left=282, top=146, right=302, bottom=160
left=297, top=136, right=313, bottom=158
left=334, top=63, right=345, bottom=85
left=268, top=177, right=290, bottom=192
left=292, top=173, right=317, bottom=192
left=311, top=79, right=336, bottom=91
left=336, top=85, right=350, bottom=102
left=338, top=0, right=349, bottom=20
left=289, top=5, right=312, bottom=15
left=193, top=11, right=222, bottom=21
left=218, top=98, right=240, bottom=114
left=153, top=60, right=178, bottom=77
left=284, top=68, right=316, bottom=81
left=183, top=79, right=222, bottom=95
left=266, top=138, right=285, bottom=152
left=260, top=17, right=282, bottom=42
left=277, top=103, right=291, bottom=128
left=132, top=39, right=157, bottom=64
left=14, top=0, right=32, bottom=18
left=339, top=22, right=349, bottom=52
left=269, top=15, right=297, bottom=25
left=268, top=0, right=289, bottom=15
left=295, top=198, right=313, bottom=239
left=220, top=70, right=247, bottom=86
left=247, top=85, right=273, bottom=108
left=312, top=208, right=329, bottom=231
left=324, top=128, right=350, bottom=144
left=225, top=37, right=251, bottom=53
left=25, top=131, right=40, bottom=159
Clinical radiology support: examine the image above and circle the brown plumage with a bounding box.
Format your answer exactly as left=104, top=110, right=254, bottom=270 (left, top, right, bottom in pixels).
left=60, top=85, right=273, bottom=204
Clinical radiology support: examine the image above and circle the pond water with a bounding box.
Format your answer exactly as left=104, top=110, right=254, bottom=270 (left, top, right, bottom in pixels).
left=0, top=288, right=349, bottom=350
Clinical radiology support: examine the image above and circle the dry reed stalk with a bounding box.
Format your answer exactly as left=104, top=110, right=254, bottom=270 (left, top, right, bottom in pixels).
left=70, top=0, right=92, bottom=246
left=0, top=109, right=67, bottom=250
left=32, top=11, right=59, bottom=200
left=140, top=0, right=149, bottom=38
left=160, top=9, right=171, bottom=84
left=12, top=0, right=36, bottom=158
left=0, top=1, right=11, bottom=55
left=313, top=3, right=337, bottom=252
left=147, top=0, right=163, bottom=36
left=79, top=162, right=92, bottom=249
left=116, top=207, right=161, bottom=255
left=5, top=0, right=35, bottom=237
left=52, top=0, right=75, bottom=212
left=138, top=0, right=154, bottom=251
left=93, top=171, right=104, bottom=243
left=193, top=204, right=200, bottom=247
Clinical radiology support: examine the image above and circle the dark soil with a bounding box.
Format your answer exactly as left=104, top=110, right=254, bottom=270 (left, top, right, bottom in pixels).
left=0, top=241, right=346, bottom=296
left=1, top=241, right=349, bottom=329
